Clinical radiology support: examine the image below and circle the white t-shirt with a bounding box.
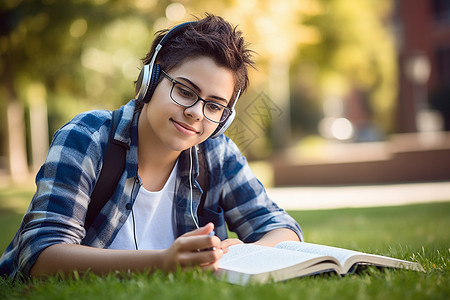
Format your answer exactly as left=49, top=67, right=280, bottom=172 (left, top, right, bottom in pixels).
left=108, top=162, right=178, bottom=250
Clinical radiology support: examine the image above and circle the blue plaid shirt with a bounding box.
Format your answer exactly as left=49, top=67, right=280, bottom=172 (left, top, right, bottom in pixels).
left=0, top=99, right=302, bottom=278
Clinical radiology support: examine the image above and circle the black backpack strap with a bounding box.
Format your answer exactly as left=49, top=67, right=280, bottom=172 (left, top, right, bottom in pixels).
left=196, top=146, right=209, bottom=217
left=196, top=145, right=226, bottom=237
left=85, top=109, right=129, bottom=230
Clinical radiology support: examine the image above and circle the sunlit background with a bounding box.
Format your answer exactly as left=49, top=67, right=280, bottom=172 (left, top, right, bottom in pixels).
left=1, top=0, right=449, bottom=188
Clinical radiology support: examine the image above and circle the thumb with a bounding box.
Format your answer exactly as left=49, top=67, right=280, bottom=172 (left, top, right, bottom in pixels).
left=183, top=222, right=214, bottom=237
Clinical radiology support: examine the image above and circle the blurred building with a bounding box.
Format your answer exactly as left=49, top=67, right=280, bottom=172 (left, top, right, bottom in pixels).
left=273, top=1, right=450, bottom=186
left=394, top=0, right=450, bottom=132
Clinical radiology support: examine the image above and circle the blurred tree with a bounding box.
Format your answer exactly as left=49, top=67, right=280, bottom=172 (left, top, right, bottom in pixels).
left=185, top=0, right=396, bottom=151
left=292, top=0, right=397, bottom=139
left=0, top=0, right=168, bottom=181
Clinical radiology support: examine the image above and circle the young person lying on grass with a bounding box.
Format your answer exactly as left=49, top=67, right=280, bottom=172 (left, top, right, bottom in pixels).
left=0, top=14, right=302, bottom=279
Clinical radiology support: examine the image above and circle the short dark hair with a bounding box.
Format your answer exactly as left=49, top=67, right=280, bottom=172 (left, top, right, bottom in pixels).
left=142, top=13, right=255, bottom=106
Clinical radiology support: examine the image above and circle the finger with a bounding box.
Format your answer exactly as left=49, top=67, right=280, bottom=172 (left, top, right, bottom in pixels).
left=220, top=238, right=243, bottom=253
left=176, top=234, right=221, bottom=252
left=179, top=248, right=223, bottom=267
left=200, top=260, right=220, bottom=272
left=182, top=223, right=215, bottom=237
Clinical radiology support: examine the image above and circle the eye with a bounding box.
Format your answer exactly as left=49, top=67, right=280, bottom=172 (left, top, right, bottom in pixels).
left=205, top=102, right=224, bottom=113
left=174, top=84, right=196, bottom=100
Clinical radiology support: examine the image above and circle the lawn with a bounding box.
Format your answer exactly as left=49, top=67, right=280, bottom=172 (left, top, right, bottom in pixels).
left=0, top=186, right=449, bottom=300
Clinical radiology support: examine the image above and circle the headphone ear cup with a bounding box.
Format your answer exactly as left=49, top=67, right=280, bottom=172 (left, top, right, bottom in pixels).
left=135, top=64, right=150, bottom=102
left=135, top=63, right=161, bottom=103
left=210, top=110, right=236, bottom=139
left=144, top=64, right=161, bottom=103
left=143, top=64, right=161, bottom=103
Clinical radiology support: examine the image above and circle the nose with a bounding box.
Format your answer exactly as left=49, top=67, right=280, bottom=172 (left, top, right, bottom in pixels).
left=184, top=100, right=204, bottom=121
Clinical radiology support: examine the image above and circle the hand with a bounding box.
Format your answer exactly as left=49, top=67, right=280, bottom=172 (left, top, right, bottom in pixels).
left=220, top=238, right=243, bottom=253
left=160, top=223, right=223, bottom=272
left=252, top=228, right=300, bottom=247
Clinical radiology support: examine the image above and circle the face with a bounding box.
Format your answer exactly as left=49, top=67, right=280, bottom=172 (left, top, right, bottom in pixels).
left=139, top=56, right=235, bottom=154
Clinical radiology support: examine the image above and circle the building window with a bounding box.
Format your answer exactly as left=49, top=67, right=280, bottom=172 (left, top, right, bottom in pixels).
left=432, top=0, right=450, bottom=22
left=436, top=48, right=450, bottom=87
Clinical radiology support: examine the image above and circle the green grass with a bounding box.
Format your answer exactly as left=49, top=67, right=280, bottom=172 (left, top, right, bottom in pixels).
left=0, top=186, right=449, bottom=300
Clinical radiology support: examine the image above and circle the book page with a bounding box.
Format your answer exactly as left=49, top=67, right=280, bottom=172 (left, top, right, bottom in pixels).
left=275, top=241, right=424, bottom=273
left=275, top=241, right=361, bottom=266
left=219, top=244, right=338, bottom=275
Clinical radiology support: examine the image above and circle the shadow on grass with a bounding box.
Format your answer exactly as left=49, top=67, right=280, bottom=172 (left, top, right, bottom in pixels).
left=0, top=186, right=34, bottom=252
left=0, top=209, right=25, bottom=253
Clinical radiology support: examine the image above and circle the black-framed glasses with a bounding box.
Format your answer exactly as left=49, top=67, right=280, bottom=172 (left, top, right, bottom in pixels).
left=161, top=69, right=232, bottom=123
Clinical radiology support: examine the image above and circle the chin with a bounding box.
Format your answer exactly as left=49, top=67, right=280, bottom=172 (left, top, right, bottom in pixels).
left=163, top=130, right=211, bottom=152
left=168, top=139, right=199, bottom=153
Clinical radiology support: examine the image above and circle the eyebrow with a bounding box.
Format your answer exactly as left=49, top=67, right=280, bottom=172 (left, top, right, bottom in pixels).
left=177, top=76, right=229, bottom=104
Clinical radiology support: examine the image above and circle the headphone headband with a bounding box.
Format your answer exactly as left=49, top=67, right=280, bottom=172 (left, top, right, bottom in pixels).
left=159, top=21, right=197, bottom=46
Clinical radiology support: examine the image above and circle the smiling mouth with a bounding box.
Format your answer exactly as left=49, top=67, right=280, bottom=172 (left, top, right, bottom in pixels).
left=171, top=119, right=199, bottom=135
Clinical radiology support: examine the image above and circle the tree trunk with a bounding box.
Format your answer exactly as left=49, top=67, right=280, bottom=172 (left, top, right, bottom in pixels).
left=269, top=59, right=292, bottom=150
left=6, top=99, right=29, bottom=182
left=4, top=62, right=29, bottom=183
left=28, top=83, right=49, bottom=173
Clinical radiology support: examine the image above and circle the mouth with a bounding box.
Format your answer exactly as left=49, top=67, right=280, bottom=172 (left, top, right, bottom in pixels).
left=171, top=119, right=199, bottom=135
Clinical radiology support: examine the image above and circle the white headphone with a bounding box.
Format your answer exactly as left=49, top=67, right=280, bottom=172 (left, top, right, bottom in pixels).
left=134, top=21, right=240, bottom=139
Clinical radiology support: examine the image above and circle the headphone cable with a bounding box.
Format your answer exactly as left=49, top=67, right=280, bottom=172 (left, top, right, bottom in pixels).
left=189, top=147, right=200, bottom=229
left=131, top=206, right=139, bottom=250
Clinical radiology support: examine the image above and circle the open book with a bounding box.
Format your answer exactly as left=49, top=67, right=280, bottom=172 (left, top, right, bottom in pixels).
left=217, top=241, right=424, bottom=285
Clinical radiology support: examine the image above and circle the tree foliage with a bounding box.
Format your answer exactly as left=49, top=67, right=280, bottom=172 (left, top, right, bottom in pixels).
left=0, top=0, right=399, bottom=177
left=292, top=0, right=397, bottom=136
left=0, top=0, right=169, bottom=179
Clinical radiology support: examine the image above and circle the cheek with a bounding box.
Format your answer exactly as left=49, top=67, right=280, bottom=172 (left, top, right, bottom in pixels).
left=203, top=122, right=219, bottom=137
left=147, top=89, right=176, bottom=118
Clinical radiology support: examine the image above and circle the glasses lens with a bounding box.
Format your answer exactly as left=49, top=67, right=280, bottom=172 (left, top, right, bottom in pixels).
left=171, top=83, right=197, bottom=106
left=204, top=102, right=230, bottom=123
left=170, top=82, right=231, bottom=123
